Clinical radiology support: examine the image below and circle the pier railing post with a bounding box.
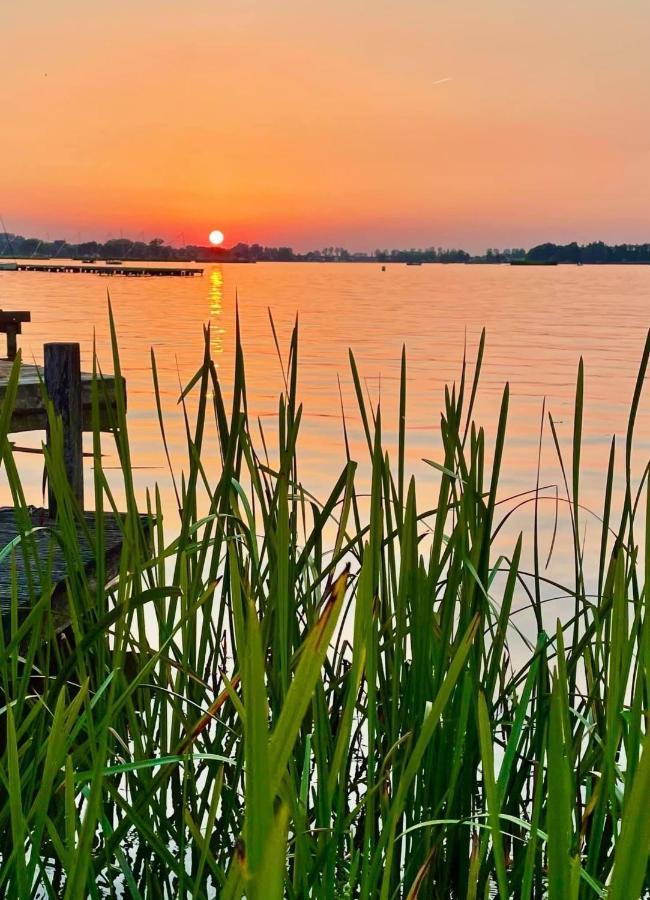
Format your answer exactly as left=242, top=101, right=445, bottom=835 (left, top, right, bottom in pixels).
left=0, top=310, right=31, bottom=360
left=45, top=343, right=83, bottom=515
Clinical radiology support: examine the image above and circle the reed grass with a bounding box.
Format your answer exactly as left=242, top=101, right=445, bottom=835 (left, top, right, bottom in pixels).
left=0, top=307, right=648, bottom=899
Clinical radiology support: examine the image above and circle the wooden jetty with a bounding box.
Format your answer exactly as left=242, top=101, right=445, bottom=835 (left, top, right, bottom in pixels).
left=0, top=508, right=130, bottom=624
left=13, top=262, right=203, bottom=277
left=0, top=311, right=141, bottom=627
left=0, top=356, right=122, bottom=434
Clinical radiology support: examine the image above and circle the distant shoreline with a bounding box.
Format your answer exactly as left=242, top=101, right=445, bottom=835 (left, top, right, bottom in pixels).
left=4, top=255, right=650, bottom=269
left=4, top=256, right=650, bottom=266
left=3, top=236, right=650, bottom=266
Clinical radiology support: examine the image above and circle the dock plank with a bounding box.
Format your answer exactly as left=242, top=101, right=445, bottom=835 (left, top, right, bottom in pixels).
left=0, top=507, right=147, bottom=628
left=0, top=359, right=122, bottom=432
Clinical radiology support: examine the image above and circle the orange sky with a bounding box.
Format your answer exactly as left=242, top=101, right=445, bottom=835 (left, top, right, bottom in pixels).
left=2, top=1, right=650, bottom=251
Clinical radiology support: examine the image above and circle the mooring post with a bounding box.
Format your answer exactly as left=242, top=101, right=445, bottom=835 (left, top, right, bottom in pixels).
left=6, top=325, right=17, bottom=360
left=44, top=343, right=83, bottom=515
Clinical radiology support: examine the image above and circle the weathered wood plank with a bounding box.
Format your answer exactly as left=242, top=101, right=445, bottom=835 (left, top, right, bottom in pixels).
left=0, top=507, right=150, bottom=631
left=0, top=359, right=123, bottom=433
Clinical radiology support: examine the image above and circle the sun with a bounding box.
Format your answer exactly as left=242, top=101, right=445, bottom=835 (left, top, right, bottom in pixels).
left=209, top=229, right=225, bottom=246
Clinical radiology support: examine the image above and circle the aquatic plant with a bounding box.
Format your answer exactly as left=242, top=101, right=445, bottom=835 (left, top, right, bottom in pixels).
left=0, top=308, right=648, bottom=898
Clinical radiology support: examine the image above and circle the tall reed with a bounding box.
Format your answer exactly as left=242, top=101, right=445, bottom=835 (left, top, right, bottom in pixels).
left=0, top=308, right=648, bottom=899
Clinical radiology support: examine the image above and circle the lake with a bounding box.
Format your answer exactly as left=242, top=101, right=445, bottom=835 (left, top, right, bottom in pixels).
left=1, top=261, right=648, bottom=608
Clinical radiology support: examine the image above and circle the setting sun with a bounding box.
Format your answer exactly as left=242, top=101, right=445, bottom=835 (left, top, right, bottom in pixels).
left=209, top=229, right=225, bottom=246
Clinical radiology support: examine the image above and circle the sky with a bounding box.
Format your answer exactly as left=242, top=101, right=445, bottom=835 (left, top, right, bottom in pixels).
left=2, top=0, right=650, bottom=252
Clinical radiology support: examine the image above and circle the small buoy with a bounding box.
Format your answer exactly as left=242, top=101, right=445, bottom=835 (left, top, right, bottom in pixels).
left=381, top=265, right=386, bottom=272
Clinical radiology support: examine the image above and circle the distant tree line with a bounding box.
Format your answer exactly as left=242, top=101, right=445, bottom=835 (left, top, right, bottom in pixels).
left=2, top=232, right=650, bottom=265
left=525, top=241, right=650, bottom=264
left=0, top=234, right=216, bottom=262
left=0, top=233, right=529, bottom=264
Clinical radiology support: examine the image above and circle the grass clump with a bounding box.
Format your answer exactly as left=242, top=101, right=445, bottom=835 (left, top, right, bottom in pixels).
left=0, top=308, right=648, bottom=899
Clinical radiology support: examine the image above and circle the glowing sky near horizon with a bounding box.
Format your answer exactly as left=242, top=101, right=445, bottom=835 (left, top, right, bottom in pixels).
left=2, top=1, right=650, bottom=251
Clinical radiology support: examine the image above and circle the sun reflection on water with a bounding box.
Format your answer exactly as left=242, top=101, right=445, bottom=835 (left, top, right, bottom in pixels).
left=208, top=267, right=225, bottom=362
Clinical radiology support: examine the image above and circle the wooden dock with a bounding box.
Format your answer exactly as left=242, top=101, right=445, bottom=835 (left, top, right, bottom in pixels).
left=0, top=313, right=136, bottom=629
left=0, top=358, right=121, bottom=433
left=13, top=262, right=203, bottom=277
left=0, top=508, right=139, bottom=625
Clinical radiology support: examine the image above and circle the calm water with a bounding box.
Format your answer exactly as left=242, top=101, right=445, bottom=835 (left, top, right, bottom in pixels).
left=1, top=262, right=648, bottom=609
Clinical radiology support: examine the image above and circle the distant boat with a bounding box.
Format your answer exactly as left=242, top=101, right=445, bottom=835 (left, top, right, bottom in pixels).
left=0, top=262, right=18, bottom=271
left=106, top=259, right=123, bottom=265
left=406, top=261, right=423, bottom=266
left=28, top=239, right=52, bottom=260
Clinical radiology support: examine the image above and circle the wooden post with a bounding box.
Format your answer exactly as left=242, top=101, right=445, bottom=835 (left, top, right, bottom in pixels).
left=6, top=326, right=17, bottom=360
left=44, top=343, right=83, bottom=515
left=0, top=310, right=30, bottom=360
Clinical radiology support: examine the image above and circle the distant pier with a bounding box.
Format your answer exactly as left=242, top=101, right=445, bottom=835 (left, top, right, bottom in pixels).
left=12, top=262, right=204, bottom=277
